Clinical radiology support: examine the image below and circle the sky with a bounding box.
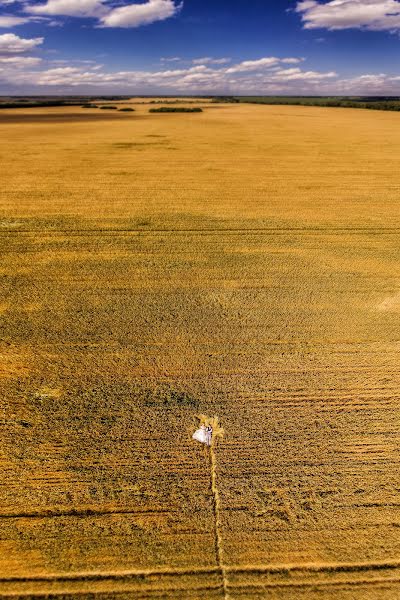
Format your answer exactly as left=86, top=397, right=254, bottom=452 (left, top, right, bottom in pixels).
left=0, top=0, right=399, bottom=95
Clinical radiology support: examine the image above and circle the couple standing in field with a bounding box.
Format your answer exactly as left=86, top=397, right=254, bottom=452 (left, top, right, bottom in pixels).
left=193, top=424, right=213, bottom=446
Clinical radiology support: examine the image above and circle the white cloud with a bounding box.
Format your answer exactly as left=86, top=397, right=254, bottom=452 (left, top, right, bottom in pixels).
left=27, top=0, right=107, bottom=18
left=0, top=16, right=32, bottom=26
left=331, top=72, right=398, bottom=92
left=0, top=55, right=41, bottom=65
left=100, top=0, right=182, bottom=28
left=226, top=57, right=281, bottom=74
left=160, top=56, right=181, bottom=62
left=282, top=57, right=304, bottom=64
left=272, top=67, right=336, bottom=80
left=0, top=33, right=43, bottom=53
left=226, top=56, right=303, bottom=74
left=24, top=0, right=182, bottom=27
left=296, top=0, right=400, bottom=32
left=192, top=57, right=231, bottom=65
left=0, top=13, right=57, bottom=27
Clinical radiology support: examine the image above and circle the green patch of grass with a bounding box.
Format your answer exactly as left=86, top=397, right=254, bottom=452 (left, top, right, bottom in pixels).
left=142, top=385, right=199, bottom=409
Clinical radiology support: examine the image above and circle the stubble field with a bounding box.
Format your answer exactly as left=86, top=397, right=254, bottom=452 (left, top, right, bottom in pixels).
left=0, top=102, right=399, bottom=599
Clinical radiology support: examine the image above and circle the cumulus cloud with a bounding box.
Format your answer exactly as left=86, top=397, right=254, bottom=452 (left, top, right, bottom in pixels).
left=296, top=0, right=400, bottom=32
left=0, top=32, right=43, bottom=53
left=226, top=57, right=280, bottom=74
left=23, top=0, right=182, bottom=27
left=27, top=0, right=107, bottom=18
left=272, top=67, right=336, bottom=80
left=330, top=73, right=399, bottom=92
left=100, top=0, right=182, bottom=28
left=226, top=56, right=304, bottom=74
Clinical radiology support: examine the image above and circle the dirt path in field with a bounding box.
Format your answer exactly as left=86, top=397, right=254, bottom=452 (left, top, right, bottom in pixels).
left=210, top=445, right=231, bottom=599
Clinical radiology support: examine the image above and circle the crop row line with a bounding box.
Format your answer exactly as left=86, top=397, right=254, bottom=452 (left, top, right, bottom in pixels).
left=1, top=227, right=400, bottom=235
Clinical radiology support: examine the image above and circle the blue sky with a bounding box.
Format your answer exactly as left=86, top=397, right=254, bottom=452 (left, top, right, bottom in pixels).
left=0, top=0, right=399, bottom=94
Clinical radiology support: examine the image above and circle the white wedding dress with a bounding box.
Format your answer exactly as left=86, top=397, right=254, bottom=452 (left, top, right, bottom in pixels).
left=193, top=425, right=212, bottom=446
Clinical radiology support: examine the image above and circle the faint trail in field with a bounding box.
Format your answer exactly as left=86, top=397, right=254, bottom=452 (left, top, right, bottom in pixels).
left=225, top=578, right=400, bottom=591
left=1, top=559, right=399, bottom=582
left=1, top=562, right=399, bottom=598
left=0, top=567, right=220, bottom=583
left=1, top=560, right=399, bottom=598
left=0, top=508, right=173, bottom=520
left=209, top=445, right=230, bottom=600
left=228, top=560, right=400, bottom=574
left=2, top=226, right=400, bottom=235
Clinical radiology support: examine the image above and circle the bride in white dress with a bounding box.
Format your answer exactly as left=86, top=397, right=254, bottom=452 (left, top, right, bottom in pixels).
left=192, top=424, right=213, bottom=446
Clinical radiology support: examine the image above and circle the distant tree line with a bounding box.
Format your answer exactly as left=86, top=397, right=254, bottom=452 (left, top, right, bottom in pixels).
left=149, top=107, right=203, bottom=113
left=212, top=96, right=240, bottom=103
left=149, top=99, right=205, bottom=104
left=221, top=96, right=400, bottom=112
left=0, top=96, right=131, bottom=109
left=5, top=94, right=399, bottom=114
left=0, top=100, right=77, bottom=109
left=83, top=104, right=135, bottom=112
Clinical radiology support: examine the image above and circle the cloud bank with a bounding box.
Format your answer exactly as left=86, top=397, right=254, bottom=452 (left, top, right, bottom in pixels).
left=1, top=44, right=370, bottom=94
left=0, top=30, right=398, bottom=95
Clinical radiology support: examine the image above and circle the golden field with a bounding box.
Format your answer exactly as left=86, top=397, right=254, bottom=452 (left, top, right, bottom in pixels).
left=0, top=102, right=399, bottom=599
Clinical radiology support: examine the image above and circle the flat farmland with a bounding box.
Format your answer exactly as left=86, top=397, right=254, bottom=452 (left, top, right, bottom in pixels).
left=0, top=103, right=399, bottom=599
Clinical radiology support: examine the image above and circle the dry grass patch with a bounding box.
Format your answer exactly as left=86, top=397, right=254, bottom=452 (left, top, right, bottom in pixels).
left=0, top=104, right=399, bottom=598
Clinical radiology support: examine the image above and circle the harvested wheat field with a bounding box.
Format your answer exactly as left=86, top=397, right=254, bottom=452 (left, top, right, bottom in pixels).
left=0, top=102, right=399, bottom=599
